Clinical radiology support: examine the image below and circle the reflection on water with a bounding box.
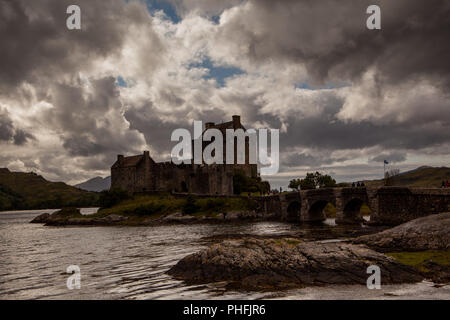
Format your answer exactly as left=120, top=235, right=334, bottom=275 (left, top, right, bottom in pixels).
left=0, top=210, right=448, bottom=300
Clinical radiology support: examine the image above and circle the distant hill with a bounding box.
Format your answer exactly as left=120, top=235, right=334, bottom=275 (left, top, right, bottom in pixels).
left=365, top=166, right=450, bottom=187
left=0, top=168, right=99, bottom=211
left=75, top=176, right=111, bottom=192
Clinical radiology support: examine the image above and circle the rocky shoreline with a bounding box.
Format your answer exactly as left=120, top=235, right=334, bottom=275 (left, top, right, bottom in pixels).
left=30, top=208, right=274, bottom=226
left=168, top=239, right=423, bottom=290
left=352, top=213, right=450, bottom=252
left=168, top=213, right=450, bottom=290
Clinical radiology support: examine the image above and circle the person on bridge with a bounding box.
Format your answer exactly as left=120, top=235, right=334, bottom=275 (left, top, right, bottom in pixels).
left=446, top=181, right=450, bottom=188
left=361, top=182, right=365, bottom=187
left=352, top=182, right=356, bottom=187
left=357, top=182, right=361, bottom=187
left=443, top=181, right=446, bottom=188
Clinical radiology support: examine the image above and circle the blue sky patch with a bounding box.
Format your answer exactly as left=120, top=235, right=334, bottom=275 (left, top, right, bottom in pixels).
left=116, top=76, right=128, bottom=87
left=211, top=15, right=221, bottom=24
left=189, top=56, right=245, bottom=87
left=145, top=0, right=181, bottom=23
left=116, top=76, right=137, bottom=88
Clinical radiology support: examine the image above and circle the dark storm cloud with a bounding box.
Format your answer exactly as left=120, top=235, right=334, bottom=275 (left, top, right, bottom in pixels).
left=283, top=152, right=349, bottom=167
left=13, top=129, right=34, bottom=145
left=371, top=152, right=406, bottom=163
left=0, top=0, right=160, bottom=93
left=0, top=108, right=33, bottom=145
left=0, top=109, right=15, bottom=141
left=221, top=0, right=450, bottom=87
left=124, top=101, right=229, bottom=159
left=42, top=76, right=144, bottom=161
left=283, top=115, right=450, bottom=152
left=224, top=86, right=449, bottom=168
left=1, top=0, right=449, bottom=185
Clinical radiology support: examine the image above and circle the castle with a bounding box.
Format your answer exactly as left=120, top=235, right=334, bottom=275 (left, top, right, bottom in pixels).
left=110, top=116, right=257, bottom=195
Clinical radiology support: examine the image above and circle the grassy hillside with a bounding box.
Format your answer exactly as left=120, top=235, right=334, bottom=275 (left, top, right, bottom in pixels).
left=365, top=166, right=450, bottom=188
left=0, top=168, right=99, bottom=211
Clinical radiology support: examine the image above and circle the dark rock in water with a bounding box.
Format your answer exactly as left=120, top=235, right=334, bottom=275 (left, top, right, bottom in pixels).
left=29, top=208, right=83, bottom=225
left=168, top=238, right=423, bottom=290
left=353, top=212, right=450, bottom=252
left=30, top=208, right=130, bottom=226
left=30, top=212, right=51, bottom=223
left=92, top=214, right=128, bottom=224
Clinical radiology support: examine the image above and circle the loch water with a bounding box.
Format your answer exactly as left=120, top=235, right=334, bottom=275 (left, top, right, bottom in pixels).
left=0, top=209, right=448, bottom=300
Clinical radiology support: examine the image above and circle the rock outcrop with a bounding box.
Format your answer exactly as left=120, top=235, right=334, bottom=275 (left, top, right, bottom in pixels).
left=168, top=238, right=423, bottom=290
left=353, top=212, right=450, bottom=252
left=30, top=208, right=129, bottom=226
left=30, top=212, right=51, bottom=223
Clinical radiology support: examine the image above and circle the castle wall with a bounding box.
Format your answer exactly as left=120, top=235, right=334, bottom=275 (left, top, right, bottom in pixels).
left=111, top=166, right=136, bottom=192
left=110, top=116, right=259, bottom=195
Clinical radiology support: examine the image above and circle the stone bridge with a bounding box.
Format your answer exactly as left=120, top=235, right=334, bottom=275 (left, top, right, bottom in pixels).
left=252, top=187, right=450, bottom=225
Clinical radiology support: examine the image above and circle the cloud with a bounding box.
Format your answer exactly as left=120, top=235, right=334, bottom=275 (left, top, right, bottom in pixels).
left=0, top=107, right=33, bottom=145
left=371, top=152, right=406, bottom=163
left=0, top=0, right=449, bottom=188
left=212, top=0, right=450, bottom=87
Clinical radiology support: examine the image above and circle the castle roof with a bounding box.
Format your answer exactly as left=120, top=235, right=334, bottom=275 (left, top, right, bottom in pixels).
left=204, top=117, right=246, bottom=134
left=112, top=155, right=143, bottom=168
left=212, top=121, right=237, bottom=130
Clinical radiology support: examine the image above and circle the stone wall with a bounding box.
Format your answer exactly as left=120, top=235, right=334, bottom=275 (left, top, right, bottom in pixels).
left=371, top=187, right=450, bottom=225
left=111, top=166, right=137, bottom=192
left=253, top=187, right=450, bottom=226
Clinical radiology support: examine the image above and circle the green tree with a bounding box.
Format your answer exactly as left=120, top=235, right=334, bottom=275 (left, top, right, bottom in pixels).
left=290, top=172, right=337, bottom=190
left=316, top=173, right=337, bottom=188
left=288, top=179, right=301, bottom=190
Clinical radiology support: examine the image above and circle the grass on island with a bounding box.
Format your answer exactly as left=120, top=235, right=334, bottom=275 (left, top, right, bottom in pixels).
left=386, top=250, right=450, bottom=272
left=91, top=193, right=258, bottom=220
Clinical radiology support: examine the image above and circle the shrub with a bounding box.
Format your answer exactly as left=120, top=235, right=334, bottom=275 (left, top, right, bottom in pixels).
left=131, top=203, right=164, bottom=216
left=205, top=198, right=226, bottom=211
left=99, top=188, right=130, bottom=208
left=182, top=195, right=199, bottom=215
left=233, top=170, right=271, bottom=195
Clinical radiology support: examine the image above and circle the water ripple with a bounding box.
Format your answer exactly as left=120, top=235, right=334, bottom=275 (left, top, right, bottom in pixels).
left=0, top=210, right=448, bottom=300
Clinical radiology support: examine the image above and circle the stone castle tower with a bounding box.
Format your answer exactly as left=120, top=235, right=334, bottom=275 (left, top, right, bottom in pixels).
left=110, top=115, right=257, bottom=195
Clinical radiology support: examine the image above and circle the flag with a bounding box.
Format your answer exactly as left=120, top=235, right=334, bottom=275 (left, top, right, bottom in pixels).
left=384, top=160, right=389, bottom=164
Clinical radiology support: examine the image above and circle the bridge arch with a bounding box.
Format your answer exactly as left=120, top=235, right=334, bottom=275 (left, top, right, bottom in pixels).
left=302, top=199, right=330, bottom=222
left=286, top=201, right=301, bottom=221
left=338, top=198, right=367, bottom=224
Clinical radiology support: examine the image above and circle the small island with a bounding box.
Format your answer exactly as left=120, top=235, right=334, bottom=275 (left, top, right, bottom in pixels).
left=31, top=192, right=264, bottom=226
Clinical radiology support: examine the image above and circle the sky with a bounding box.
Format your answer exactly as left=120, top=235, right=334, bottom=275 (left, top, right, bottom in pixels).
left=0, top=0, right=449, bottom=189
